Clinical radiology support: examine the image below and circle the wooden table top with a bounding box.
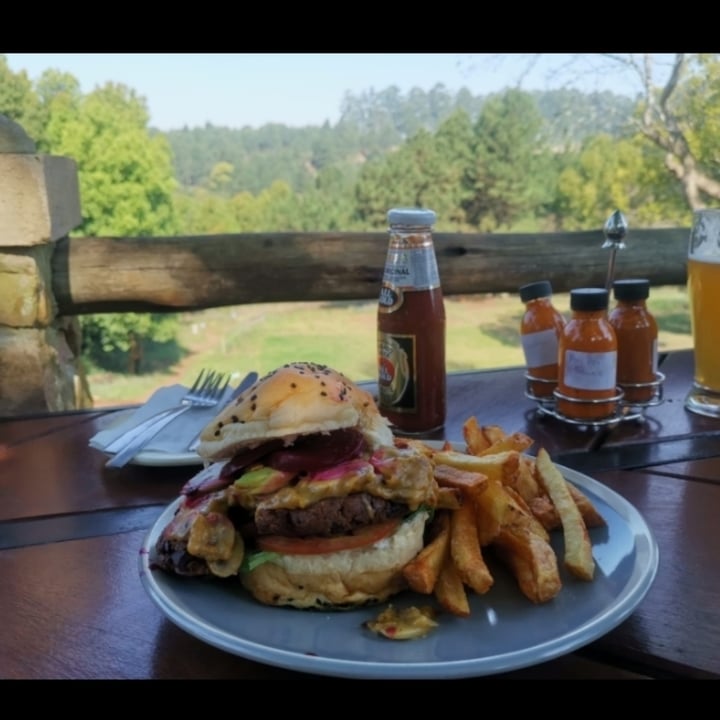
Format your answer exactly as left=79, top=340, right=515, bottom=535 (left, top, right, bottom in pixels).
left=1, top=348, right=718, bottom=680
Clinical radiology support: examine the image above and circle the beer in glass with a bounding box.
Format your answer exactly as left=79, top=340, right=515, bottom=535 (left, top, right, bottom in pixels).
left=685, top=209, right=720, bottom=417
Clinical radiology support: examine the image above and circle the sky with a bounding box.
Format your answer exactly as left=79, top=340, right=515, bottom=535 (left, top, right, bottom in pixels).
left=3, top=53, right=672, bottom=132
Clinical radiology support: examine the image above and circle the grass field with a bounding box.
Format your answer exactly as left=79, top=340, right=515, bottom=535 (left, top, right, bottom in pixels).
left=86, top=285, right=693, bottom=407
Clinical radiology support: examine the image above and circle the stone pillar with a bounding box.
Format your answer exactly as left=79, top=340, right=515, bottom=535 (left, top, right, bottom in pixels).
left=0, top=114, right=90, bottom=415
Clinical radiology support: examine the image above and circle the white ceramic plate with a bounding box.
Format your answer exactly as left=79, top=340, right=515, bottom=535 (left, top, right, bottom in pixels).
left=138, top=448, right=659, bottom=679
left=116, top=449, right=201, bottom=467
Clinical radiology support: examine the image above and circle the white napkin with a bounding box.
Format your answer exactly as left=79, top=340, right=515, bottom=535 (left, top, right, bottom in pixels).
left=89, top=384, right=234, bottom=456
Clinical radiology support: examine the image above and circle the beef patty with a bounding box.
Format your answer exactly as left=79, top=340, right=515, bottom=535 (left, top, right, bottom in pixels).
left=254, top=492, right=407, bottom=538
left=154, top=493, right=408, bottom=577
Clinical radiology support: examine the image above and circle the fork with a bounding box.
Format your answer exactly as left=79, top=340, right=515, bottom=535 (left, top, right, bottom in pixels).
left=104, top=368, right=228, bottom=455
left=105, top=369, right=230, bottom=469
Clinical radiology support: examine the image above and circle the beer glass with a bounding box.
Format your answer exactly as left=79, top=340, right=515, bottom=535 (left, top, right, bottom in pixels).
left=685, top=209, right=720, bottom=417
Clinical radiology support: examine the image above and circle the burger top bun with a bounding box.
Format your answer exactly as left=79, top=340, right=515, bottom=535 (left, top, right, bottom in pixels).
left=197, top=361, right=394, bottom=462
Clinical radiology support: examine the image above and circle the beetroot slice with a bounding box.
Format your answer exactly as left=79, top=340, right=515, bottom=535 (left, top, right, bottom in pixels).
left=266, top=428, right=366, bottom=473
left=181, top=429, right=366, bottom=495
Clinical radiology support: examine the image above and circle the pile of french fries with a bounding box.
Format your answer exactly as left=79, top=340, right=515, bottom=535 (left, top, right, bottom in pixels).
left=399, top=417, right=606, bottom=616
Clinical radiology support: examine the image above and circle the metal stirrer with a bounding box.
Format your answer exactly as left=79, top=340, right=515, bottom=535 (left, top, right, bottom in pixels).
left=602, top=210, right=628, bottom=290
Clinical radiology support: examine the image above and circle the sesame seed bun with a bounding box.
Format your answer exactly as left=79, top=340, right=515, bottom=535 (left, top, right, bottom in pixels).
left=196, top=361, right=394, bottom=462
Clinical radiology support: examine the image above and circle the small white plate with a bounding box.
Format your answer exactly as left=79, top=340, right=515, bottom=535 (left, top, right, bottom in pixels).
left=114, top=448, right=201, bottom=467
left=138, top=444, right=659, bottom=678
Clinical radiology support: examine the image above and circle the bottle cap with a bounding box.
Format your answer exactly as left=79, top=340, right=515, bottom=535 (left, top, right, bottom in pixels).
left=388, top=207, right=436, bottom=227
left=570, top=288, right=609, bottom=312
left=613, top=278, right=650, bottom=301
left=519, top=280, right=553, bottom=303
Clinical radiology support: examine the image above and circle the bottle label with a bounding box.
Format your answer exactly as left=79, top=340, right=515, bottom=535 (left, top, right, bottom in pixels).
left=563, top=350, right=617, bottom=390
left=382, top=247, right=440, bottom=291
left=521, top=328, right=559, bottom=367
left=378, top=284, right=403, bottom=313
left=378, top=332, right=416, bottom=411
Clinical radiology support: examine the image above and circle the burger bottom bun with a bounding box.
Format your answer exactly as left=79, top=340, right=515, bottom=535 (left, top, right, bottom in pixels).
left=241, top=511, right=429, bottom=610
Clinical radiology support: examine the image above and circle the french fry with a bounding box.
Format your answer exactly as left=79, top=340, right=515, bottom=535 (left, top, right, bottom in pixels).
left=432, top=449, right=520, bottom=487
left=462, top=416, right=494, bottom=454
left=524, top=458, right=605, bottom=529
left=528, top=488, right=606, bottom=531
left=450, top=500, right=494, bottom=595
left=528, top=493, right=560, bottom=531
left=434, top=546, right=471, bottom=617
left=536, top=448, right=595, bottom=581
left=436, top=486, right=463, bottom=510
left=401, top=420, right=602, bottom=617
left=432, top=463, right=488, bottom=494
left=509, top=455, right=542, bottom=503
left=568, top=484, right=606, bottom=528
left=471, top=477, right=507, bottom=546
left=480, top=425, right=507, bottom=445
left=402, top=512, right=451, bottom=594
left=502, top=486, right=550, bottom=542
left=469, top=473, right=547, bottom=547
left=493, top=525, right=562, bottom=603
left=476, top=432, right=534, bottom=457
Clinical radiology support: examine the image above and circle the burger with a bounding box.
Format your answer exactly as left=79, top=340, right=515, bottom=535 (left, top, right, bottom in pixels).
left=154, top=361, right=439, bottom=609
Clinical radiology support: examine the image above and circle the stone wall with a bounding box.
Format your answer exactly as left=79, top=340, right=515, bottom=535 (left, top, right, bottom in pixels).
left=0, top=114, right=90, bottom=415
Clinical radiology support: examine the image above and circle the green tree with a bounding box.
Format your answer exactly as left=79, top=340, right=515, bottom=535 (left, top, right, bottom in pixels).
left=42, top=81, right=178, bottom=236
left=354, top=129, right=439, bottom=228
left=175, top=186, right=238, bottom=234
left=659, top=53, right=720, bottom=208
left=35, top=74, right=182, bottom=369
left=0, top=55, right=46, bottom=141
left=81, top=312, right=179, bottom=374
left=556, top=134, right=688, bottom=230
left=463, top=89, right=550, bottom=230
left=563, top=53, right=720, bottom=212
left=206, top=160, right=235, bottom=193
left=432, top=109, right=476, bottom=227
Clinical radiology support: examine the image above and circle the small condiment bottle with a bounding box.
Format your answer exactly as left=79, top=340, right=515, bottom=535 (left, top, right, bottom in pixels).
left=519, top=280, right=566, bottom=399
left=609, top=278, right=659, bottom=404
left=377, top=207, right=446, bottom=434
left=556, top=288, right=619, bottom=421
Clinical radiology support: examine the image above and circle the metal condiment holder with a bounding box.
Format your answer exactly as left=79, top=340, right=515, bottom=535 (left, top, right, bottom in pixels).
left=524, top=371, right=665, bottom=428
left=523, top=210, right=665, bottom=428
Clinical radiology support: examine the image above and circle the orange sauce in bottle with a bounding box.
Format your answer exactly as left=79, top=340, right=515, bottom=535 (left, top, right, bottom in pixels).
left=519, top=280, right=566, bottom=398
left=556, top=288, right=618, bottom=421
left=609, top=278, right=658, bottom=404
left=378, top=208, right=446, bottom=434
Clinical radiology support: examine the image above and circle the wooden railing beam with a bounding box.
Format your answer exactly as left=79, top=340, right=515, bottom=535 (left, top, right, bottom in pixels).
left=51, top=229, right=690, bottom=316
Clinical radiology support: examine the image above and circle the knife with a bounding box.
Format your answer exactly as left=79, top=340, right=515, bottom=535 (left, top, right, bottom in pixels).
left=187, top=370, right=259, bottom=451
left=106, top=370, right=258, bottom=468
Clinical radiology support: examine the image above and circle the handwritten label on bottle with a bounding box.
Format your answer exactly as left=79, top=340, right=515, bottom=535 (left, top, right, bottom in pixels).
left=563, top=350, right=617, bottom=391
left=521, top=328, right=559, bottom=367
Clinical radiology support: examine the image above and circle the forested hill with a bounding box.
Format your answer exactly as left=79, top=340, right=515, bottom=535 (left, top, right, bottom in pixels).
left=165, top=86, right=636, bottom=196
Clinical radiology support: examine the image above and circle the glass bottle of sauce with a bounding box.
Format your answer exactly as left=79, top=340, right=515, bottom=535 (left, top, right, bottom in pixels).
left=519, top=280, right=566, bottom=399
left=556, top=288, right=618, bottom=421
left=609, top=278, right=658, bottom=404
left=377, top=207, right=446, bottom=434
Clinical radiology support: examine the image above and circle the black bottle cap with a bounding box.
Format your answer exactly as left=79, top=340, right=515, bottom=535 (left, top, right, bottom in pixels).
left=613, top=278, right=650, bottom=301
left=570, top=288, right=609, bottom=312
left=519, top=280, right=553, bottom=303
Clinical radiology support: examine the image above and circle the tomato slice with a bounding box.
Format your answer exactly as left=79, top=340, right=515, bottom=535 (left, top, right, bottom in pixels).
left=256, top=518, right=402, bottom=555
